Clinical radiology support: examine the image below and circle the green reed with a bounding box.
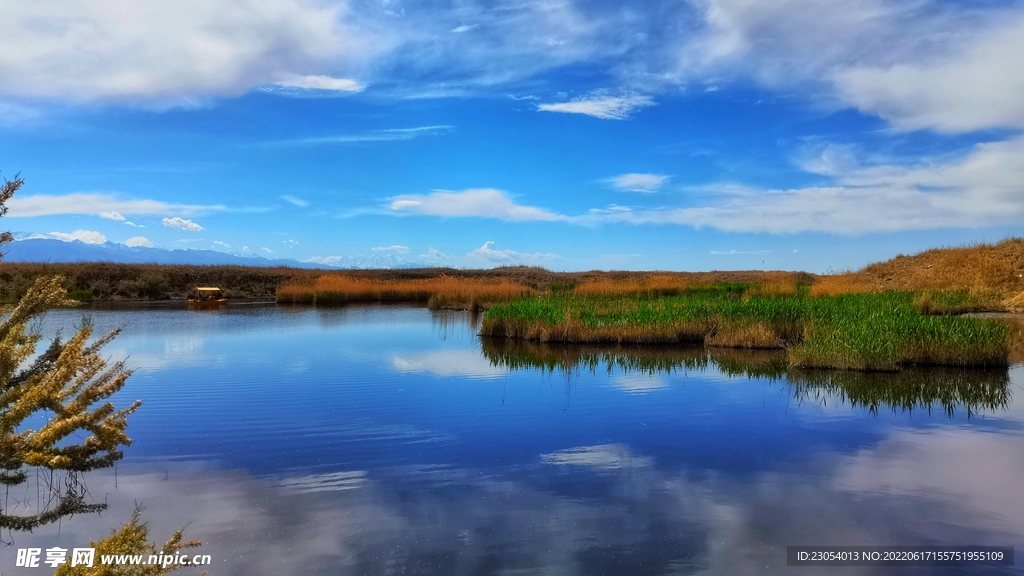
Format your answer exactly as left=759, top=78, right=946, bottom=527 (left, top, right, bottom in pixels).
left=481, top=287, right=1010, bottom=370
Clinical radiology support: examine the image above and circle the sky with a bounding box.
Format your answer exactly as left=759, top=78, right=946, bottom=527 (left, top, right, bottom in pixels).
left=1, top=0, right=1022, bottom=272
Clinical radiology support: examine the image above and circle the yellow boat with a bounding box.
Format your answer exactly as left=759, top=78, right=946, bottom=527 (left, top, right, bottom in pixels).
left=188, top=287, right=228, bottom=309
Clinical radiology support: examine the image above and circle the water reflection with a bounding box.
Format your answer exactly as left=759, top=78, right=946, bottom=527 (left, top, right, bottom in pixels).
left=481, top=338, right=1012, bottom=417
left=7, top=306, right=1021, bottom=576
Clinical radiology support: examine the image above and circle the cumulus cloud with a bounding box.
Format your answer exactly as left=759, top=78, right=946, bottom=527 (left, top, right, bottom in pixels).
left=213, top=240, right=231, bottom=248
left=35, top=230, right=108, bottom=244
left=390, top=189, right=565, bottom=222
left=372, top=245, right=410, bottom=254
left=0, top=0, right=383, bottom=103
left=538, top=94, right=654, bottom=120
left=608, top=173, right=669, bottom=193
left=280, top=195, right=309, bottom=207
left=5, top=193, right=222, bottom=218
left=261, top=247, right=274, bottom=254
left=273, top=74, right=363, bottom=93
left=162, top=216, right=204, bottom=231
left=124, top=236, right=154, bottom=248
left=467, top=241, right=561, bottom=264
left=99, top=210, right=125, bottom=221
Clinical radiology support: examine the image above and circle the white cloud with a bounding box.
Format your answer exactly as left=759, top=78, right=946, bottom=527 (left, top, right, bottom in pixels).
left=467, top=241, right=561, bottom=264
left=420, top=248, right=449, bottom=261
left=124, top=221, right=141, bottom=227
left=583, top=137, right=1024, bottom=234
left=5, top=193, right=222, bottom=218
left=274, top=74, right=363, bottom=93
left=35, top=230, right=108, bottom=244
left=372, top=245, right=410, bottom=254
left=124, top=236, right=154, bottom=248
left=99, top=210, right=125, bottom=221
left=261, top=247, right=274, bottom=254
left=833, top=17, right=1024, bottom=132
left=608, top=173, right=669, bottom=193
left=162, top=216, right=203, bottom=231
left=213, top=240, right=231, bottom=248
left=306, top=255, right=341, bottom=264
left=451, top=25, right=477, bottom=33
left=0, top=0, right=384, bottom=103
left=710, top=249, right=772, bottom=255
left=538, top=94, right=654, bottom=120
left=264, top=126, right=451, bottom=146
left=0, top=101, right=43, bottom=125
left=675, top=0, right=1024, bottom=133
left=280, top=195, right=309, bottom=207
left=390, top=188, right=565, bottom=222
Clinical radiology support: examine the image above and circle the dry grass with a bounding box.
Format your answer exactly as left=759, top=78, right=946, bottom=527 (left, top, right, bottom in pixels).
left=1006, top=316, right=1024, bottom=365
left=1004, top=291, right=1024, bottom=313
left=812, top=238, right=1024, bottom=298
left=705, top=321, right=782, bottom=349
left=574, top=274, right=691, bottom=296
left=746, top=279, right=799, bottom=299
left=277, top=275, right=531, bottom=309
left=0, top=261, right=816, bottom=302
left=809, top=273, right=875, bottom=297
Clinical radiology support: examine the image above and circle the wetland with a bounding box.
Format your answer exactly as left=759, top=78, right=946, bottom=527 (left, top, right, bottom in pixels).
left=7, top=302, right=1023, bottom=575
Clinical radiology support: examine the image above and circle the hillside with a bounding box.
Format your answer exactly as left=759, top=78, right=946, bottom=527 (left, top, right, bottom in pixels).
left=815, top=238, right=1024, bottom=311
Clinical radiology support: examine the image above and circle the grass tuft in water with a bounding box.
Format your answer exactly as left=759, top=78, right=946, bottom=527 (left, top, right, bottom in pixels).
left=481, top=288, right=1010, bottom=370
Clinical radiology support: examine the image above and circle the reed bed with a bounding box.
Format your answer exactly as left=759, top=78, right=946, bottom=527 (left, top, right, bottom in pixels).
left=481, top=286, right=1011, bottom=370
left=573, top=274, right=691, bottom=296
left=276, top=275, right=531, bottom=309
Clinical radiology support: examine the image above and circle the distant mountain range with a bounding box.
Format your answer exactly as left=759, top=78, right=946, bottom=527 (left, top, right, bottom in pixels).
left=1, top=239, right=422, bottom=269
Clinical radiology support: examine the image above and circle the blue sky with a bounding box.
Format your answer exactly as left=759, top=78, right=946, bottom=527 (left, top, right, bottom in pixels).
left=1, top=0, right=1022, bottom=272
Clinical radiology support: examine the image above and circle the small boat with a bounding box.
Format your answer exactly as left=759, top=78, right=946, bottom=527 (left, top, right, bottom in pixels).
left=188, top=287, right=228, bottom=309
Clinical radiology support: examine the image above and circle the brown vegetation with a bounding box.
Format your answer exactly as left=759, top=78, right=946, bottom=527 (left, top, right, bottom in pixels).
left=0, top=261, right=816, bottom=303
left=0, top=262, right=308, bottom=301
left=277, top=275, right=531, bottom=309
left=811, top=238, right=1024, bottom=299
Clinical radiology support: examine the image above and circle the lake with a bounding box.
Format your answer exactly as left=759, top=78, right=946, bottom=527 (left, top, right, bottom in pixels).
left=7, top=304, right=1023, bottom=575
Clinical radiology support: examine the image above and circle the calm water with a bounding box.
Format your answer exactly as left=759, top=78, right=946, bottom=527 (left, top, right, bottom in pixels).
left=6, top=304, right=1023, bottom=575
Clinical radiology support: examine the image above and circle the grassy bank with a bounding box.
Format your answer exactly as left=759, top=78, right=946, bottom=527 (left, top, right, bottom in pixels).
left=0, top=261, right=814, bottom=302
left=0, top=262, right=309, bottom=301
left=810, top=238, right=1024, bottom=310
left=481, top=287, right=1010, bottom=370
